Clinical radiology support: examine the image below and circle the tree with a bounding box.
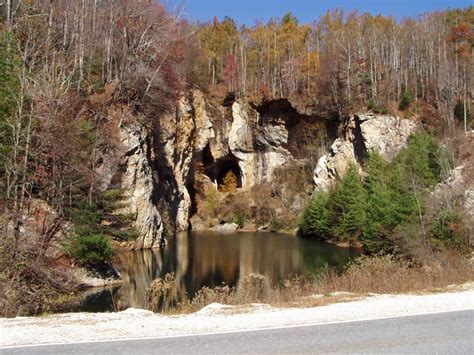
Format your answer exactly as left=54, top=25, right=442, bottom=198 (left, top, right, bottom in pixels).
left=399, top=90, right=413, bottom=111
left=0, top=32, right=20, bottom=194
left=299, top=191, right=331, bottom=239
left=397, top=132, right=441, bottom=187
left=223, top=52, right=238, bottom=92
left=330, top=164, right=367, bottom=244
left=362, top=152, right=396, bottom=253
left=219, top=170, right=237, bottom=192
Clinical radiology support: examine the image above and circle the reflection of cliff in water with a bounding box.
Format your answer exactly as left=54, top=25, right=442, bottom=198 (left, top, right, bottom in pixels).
left=78, top=231, right=359, bottom=312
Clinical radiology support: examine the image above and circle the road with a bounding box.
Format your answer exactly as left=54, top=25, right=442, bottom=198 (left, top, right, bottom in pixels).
left=2, top=310, right=473, bottom=354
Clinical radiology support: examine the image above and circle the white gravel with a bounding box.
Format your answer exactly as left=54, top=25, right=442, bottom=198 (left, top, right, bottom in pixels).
left=1, top=286, right=473, bottom=347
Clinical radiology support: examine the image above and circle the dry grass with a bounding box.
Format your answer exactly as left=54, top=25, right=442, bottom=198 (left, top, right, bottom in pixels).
left=146, top=253, right=473, bottom=315
left=313, top=253, right=472, bottom=295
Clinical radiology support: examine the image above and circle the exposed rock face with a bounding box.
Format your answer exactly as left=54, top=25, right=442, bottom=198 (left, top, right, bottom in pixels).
left=118, top=123, right=163, bottom=249
left=229, top=101, right=291, bottom=189
left=94, top=95, right=421, bottom=243
left=97, top=106, right=163, bottom=249
left=154, top=92, right=325, bottom=231
left=313, top=113, right=418, bottom=191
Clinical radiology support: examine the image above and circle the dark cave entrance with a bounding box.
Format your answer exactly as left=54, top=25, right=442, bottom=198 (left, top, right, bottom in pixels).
left=198, top=144, right=242, bottom=190
left=215, top=156, right=242, bottom=190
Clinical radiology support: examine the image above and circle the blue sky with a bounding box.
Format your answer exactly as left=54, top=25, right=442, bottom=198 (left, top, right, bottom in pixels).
left=168, top=0, right=472, bottom=25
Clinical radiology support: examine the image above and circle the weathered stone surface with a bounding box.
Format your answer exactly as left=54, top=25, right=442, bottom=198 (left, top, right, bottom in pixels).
left=314, top=113, right=418, bottom=191
left=213, top=223, right=239, bottom=233
left=156, top=93, right=296, bottom=231
left=229, top=102, right=254, bottom=153
left=313, top=138, right=357, bottom=191
left=358, top=114, right=418, bottom=160
left=118, top=122, right=163, bottom=249
left=96, top=106, right=163, bottom=249
left=73, top=264, right=123, bottom=288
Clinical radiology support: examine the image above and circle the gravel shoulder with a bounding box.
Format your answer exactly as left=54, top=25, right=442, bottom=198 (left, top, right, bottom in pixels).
left=1, top=285, right=473, bottom=347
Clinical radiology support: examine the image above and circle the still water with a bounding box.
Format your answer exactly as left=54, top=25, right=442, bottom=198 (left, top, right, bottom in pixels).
left=78, top=231, right=360, bottom=312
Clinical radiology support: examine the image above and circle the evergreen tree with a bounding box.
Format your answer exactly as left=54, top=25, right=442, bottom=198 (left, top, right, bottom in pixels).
left=396, top=132, right=441, bottom=187
left=299, top=191, right=331, bottom=239
left=398, top=90, right=413, bottom=110
left=387, top=160, right=418, bottom=223
left=330, top=164, right=367, bottom=244
left=363, top=152, right=396, bottom=253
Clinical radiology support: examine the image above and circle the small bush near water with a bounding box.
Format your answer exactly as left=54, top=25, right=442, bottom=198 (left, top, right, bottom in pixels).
left=65, top=203, right=113, bottom=266
left=145, top=252, right=472, bottom=315
left=66, top=234, right=113, bottom=266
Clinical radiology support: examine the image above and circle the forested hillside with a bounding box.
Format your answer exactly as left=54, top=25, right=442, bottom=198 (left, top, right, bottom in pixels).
left=0, top=1, right=472, bottom=316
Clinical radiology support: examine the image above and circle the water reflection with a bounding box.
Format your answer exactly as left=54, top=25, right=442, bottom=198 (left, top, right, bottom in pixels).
left=78, top=231, right=359, bottom=312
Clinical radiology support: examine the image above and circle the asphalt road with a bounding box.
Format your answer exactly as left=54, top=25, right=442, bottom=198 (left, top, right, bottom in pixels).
left=2, top=310, right=473, bottom=354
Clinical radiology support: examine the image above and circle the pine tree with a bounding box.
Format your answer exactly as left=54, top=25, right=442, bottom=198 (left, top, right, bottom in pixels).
left=363, top=152, right=396, bottom=253
left=396, top=132, right=440, bottom=187
left=398, top=90, right=413, bottom=110
left=330, top=164, right=367, bottom=245
left=299, top=191, right=331, bottom=239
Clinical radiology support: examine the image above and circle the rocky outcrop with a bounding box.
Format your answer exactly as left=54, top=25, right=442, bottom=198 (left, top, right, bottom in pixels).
left=97, top=106, right=163, bottom=249
left=314, top=113, right=418, bottom=191
left=94, top=94, right=421, bottom=242
left=154, top=92, right=326, bottom=232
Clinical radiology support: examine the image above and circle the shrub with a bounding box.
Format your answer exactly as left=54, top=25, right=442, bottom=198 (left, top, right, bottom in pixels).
left=430, top=210, right=469, bottom=251
left=101, top=188, right=124, bottom=202
left=108, top=228, right=139, bottom=241
left=147, top=273, right=181, bottom=313
left=232, top=212, right=246, bottom=228
left=367, top=98, right=378, bottom=112
left=69, top=203, right=101, bottom=225
left=269, top=215, right=283, bottom=232
left=237, top=273, right=269, bottom=303
left=204, top=186, right=220, bottom=213
left=367, top=99, right=388, bottom=114
left=399, top=90, right=413, bottom=111
left=67, top=234, right=113, bottom=266
left=120, top=212, right=137, bottom=223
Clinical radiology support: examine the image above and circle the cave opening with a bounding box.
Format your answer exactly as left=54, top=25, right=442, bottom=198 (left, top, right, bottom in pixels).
left=215, top=156, right=242, bottom=190
left=199, top=149, right=242, bottom=191
left=201, top=143, right=214, bottom=166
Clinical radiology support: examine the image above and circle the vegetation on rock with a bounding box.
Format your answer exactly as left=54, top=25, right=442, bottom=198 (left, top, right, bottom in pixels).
left=299, top=132, right=468, bottom=258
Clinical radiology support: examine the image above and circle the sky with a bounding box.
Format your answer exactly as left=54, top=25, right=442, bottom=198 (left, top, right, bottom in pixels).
left=168, top=0, right=472, bottom=25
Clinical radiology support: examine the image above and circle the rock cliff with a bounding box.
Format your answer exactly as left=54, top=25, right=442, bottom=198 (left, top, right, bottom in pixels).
left=94, top=91, right=426, bottom=247
left=313, top=113, right=418, bottom=191
left=96, top=106, right=163, bottom=249
left=154, top=92, right=330, bottom=232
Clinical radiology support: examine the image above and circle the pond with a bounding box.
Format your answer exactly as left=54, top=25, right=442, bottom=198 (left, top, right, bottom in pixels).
left=77, top=231, right=360, bottom=312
